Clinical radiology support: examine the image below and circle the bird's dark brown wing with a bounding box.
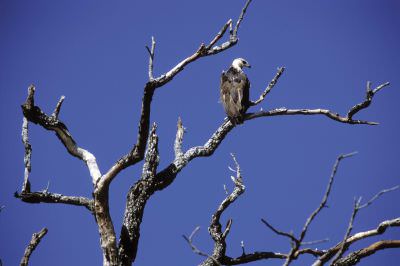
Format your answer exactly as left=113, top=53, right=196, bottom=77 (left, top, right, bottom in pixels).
left=220, top=69, right=249, bottom=123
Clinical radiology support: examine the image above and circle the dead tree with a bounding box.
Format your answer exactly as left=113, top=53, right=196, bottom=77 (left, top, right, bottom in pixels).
left=14, top=0, right=398, bottom=265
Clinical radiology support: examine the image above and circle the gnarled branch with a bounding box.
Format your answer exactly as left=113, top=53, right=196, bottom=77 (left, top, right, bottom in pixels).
left=15, top=191, right=94, bottom=212
left=21, top=86, right=101, bottom=184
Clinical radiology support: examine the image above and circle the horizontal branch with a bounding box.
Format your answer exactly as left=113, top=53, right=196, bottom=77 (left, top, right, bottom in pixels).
left=154, top=78, right=386, bottom=194
left=20, top=228, right=48, bottom=266
left=21, top=86, right=101, bottom=184
left=15, top=191, right=94, bottom=212
left=246, top=108, right=378, bottom=125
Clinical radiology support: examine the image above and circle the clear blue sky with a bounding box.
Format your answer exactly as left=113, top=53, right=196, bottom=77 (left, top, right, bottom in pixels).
left=1, top=1, right=399, bottom=265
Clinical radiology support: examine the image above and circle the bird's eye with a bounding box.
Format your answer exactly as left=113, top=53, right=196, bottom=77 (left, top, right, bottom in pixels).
left=242, top=60, right=248, bottom=64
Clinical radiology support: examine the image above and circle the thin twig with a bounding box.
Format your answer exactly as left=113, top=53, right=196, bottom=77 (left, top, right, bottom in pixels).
left=183, top=226, right=220, bottom=265
left=233, top=0, right=252, bottom=37
left=146, top=36, right=156, bottom=80
left=347, top=81, right=390, bottom=119
left=283, top=152, right=357, bottom=266
left=261, top=218, right=299, bottom=244
left=359, top=185, right=399, bottom=209
left=331, top=197, right=362, bottom=264
left=52, top=95, right=65, bottom=119
left=207, top=19, right=232, bottom=50
left=251, top=67, right=285, bottom=106
left=301, top=238, right=329, bottom=246
left=20, top=228, right=48, bottom=266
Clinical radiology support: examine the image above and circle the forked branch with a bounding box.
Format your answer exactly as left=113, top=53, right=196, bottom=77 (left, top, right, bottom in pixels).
left=99, top=0, right=253, bottom=191
left=21, top=86, right=101, bottom=184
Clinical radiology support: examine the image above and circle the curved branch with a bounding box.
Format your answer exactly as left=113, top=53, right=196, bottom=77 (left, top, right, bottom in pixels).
left=21, top=86, right=101, bottom=184
left=333, top=240, right=400, bottom=266
left=347, top=81, right=390, bottom=119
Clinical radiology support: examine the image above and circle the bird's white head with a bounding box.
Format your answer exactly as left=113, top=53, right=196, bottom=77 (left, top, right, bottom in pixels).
left=232, top=58, right=251, bottom=71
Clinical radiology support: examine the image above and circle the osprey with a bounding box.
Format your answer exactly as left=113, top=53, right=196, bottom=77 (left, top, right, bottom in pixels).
left=220, top=58, right=251, bottom=124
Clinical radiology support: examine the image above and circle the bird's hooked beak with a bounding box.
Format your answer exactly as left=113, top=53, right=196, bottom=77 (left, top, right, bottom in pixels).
left=244, top=62, right=251, bottom=68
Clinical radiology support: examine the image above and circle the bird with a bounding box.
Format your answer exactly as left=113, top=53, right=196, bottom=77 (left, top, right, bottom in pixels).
left=220, top=58, right=251, bottom=125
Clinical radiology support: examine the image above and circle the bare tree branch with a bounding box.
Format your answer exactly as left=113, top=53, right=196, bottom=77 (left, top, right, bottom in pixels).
left=260, top=219, right=299, bottom=244
left=21, top=117, right=32, bottom=193
left=196, top=154, right=245, bottom=266
left=118, top=124, right=160, bottom=266
left=247, top=81, right=389, bottom=125
left=20, top=228, right=48, bottom=266
left=247, top=107, right=374, bottom=126
left=359, top=185, right=399, bottom=209
left=21, top=86, right=101, bottom=184
left=98, top=0, right=254, bottom=193
left=250, top=67, right=285, bottom=106
left=174, top=117, right=185, bottom=159
left=232, top=0, right=252, bottom=38
left=331, top=184, right=399, bottom=264
left=283, top=152, right=357, bottom=266
left=301, top=238, right=330, bottom=246
left=347, top=81, right=390, bottom=120
left=333, top=240, right=400, bottom=266
left=52, top=95, right=65, bottom=119
left=146, top=36, right=156, bottom=81
left=312, top=217, right=400, bottom=265
left=15, top=191, right=94, bottom=212
left=183, top=226, right=220, bottom=265
left=331, top=197, right=362, bottom=264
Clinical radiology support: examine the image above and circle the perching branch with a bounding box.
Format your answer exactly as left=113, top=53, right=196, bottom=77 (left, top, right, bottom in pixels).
left=20, top=228, right=48, bottom=266
left=247, top=81, right=389, bottom=126
left=98, top=0, right=253, bottom=193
